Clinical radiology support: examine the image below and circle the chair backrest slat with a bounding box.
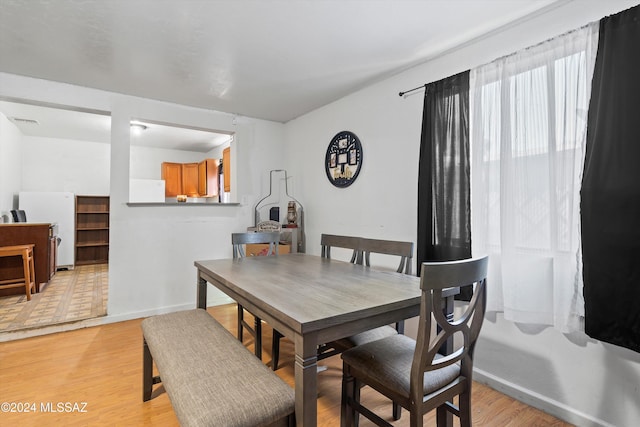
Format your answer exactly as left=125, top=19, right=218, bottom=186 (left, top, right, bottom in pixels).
left=231, top=232, right=280, bottom=259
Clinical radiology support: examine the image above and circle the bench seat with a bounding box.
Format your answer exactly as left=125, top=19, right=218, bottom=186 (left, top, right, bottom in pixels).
left=142, top=308, right=295, bottom=427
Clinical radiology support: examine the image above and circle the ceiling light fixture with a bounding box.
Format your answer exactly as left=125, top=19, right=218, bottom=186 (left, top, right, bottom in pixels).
left=10, top=117, right=39, bottom=125
left=130, top=123, right=148, bottom=135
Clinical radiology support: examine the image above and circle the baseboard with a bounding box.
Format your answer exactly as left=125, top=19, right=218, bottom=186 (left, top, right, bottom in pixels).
left=101, top=302, right=195, bottom=324
left=473, top=368, right=614, bottom=427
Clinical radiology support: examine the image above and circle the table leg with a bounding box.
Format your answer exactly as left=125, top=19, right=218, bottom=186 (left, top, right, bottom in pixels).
left=294, top=333, right=319, bottom=427
left=197, top=275, right=207, bottom=309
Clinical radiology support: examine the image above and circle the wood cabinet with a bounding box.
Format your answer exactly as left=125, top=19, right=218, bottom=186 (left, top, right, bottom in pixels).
left=161, top=162, right=183, bottom=197
left=182, top=163, right=200, bottom=197
left=75, top=195, right=109, bottom=265
left=198, top=159, right=219, bottom=197
left=162, top=159, right=219, bottom=198
left=222, top=147, right=231, bottom=192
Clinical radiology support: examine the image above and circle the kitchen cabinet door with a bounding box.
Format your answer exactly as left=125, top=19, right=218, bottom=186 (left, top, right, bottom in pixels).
left=223, top=147, right=231, bottom=192
left=161, top=162, right=183, bottom=197
left=198, top=159, right=219, bottom=197
left=182, top=163, right=199, bottom=197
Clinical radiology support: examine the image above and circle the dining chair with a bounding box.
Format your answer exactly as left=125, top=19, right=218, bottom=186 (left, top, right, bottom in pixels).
left=328, top=236, right=413, bottom=352
left=315, top=234, right=364, bottom=361
left=320, top=233, right=363, bottom=265
left=360, top=237, right=414, bottom=274
left=272, top=233, right=364, bottom=370
left=331, top=237, right=414, bottom=420
left=359, top=237, right=414, bottom=335
left=231, top=231, right=281, bottom=365
left=340, top=256, right=489, bottom=427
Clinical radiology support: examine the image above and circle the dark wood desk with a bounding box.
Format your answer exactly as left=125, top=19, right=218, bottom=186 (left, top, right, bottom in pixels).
left=0, top=223, right=56, bottom=296
left=195, top=253, right=456, bottom=427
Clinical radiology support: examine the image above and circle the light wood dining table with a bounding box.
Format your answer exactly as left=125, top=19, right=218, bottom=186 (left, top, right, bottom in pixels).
left=195, top=253, right=456, bottom=427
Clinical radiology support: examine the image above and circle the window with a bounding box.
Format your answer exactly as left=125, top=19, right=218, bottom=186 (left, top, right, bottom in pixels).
left=470, top=23, right=599, bottom=332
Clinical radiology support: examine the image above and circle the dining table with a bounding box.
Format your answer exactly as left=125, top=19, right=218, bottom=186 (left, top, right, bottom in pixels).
left=195, top=253, right=457, bottom=427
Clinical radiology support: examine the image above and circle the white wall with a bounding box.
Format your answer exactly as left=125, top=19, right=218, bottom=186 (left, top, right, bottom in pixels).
left=21, top=136, right=110, bottom=195
left=129, top=145, right=206, bottom=180
left=21, top=135, right=219, bottom=194
left=283, top=1, right=640, bottom=426
left=0, top=113, right=22, bottom=217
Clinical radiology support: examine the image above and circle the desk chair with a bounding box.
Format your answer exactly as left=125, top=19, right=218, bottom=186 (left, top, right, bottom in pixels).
left=10, top=210, right=27, bottom=223
left=231, top=231, right=283, bottom=369
left=341, top=256, right=488, bottom=427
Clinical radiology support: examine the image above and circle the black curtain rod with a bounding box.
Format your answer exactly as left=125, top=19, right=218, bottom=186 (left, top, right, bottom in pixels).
left=398, top=84, right=426, bottom=97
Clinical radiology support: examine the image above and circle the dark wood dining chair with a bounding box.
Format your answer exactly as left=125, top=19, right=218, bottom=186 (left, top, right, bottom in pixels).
left=272, top=233, right=364, bottom=370
left=320, top=233, right=362, bottom=265
left=332, top=237, right=414, bottom=420
left=316, top=234, right=365, bottom=361
left=231, top=231, right=281, bottom=365
left=340, top=256, right=489, bottom=427
left=360, top=237, right=414, bottom=274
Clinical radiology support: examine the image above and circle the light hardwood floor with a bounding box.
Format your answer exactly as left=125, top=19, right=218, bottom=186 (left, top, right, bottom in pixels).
left=0, top=303, right=573, bottom=426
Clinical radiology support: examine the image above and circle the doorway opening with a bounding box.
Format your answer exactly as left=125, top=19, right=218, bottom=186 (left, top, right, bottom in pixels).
left=0, top=99, right=111, bottom=333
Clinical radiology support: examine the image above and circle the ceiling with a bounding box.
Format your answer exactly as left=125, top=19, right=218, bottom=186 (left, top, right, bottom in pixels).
left=0, top=100, right=231, bottom=152
left=0, top=0, right=564, bottom=148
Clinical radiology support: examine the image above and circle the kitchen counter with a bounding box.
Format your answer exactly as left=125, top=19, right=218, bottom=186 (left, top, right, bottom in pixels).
left=126, top=200, right=239, bottom=207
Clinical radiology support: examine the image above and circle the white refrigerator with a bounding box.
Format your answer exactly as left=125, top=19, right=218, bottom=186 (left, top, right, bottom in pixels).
left=19, top=191, right=75, bottom=269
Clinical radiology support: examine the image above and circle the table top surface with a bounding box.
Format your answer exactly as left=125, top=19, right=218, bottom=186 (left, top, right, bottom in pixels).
left=195, top=253, right=422, bottom=333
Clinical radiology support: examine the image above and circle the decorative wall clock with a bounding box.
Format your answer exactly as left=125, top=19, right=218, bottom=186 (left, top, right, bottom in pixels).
left=325, top=130, right=363, bottom=188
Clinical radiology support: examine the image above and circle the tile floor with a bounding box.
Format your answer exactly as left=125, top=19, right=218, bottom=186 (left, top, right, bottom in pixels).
left=0, top=264, right=107, bottom=332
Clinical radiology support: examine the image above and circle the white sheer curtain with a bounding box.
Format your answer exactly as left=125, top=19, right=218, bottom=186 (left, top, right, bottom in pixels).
left=470, top=23, right=599, bottom=332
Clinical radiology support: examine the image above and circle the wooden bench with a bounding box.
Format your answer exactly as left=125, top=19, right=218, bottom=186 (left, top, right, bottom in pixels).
left=142, top=309, right=295, bottom=427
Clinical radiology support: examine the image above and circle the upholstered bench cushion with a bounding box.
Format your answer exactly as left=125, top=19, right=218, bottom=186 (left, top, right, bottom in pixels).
left=142, top=309, right=294, bottom=427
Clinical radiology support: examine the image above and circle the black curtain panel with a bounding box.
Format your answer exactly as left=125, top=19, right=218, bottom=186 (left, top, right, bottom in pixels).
left=417, top=71, right=472, bottom=299
left=581, top=5, right=640, bottom=352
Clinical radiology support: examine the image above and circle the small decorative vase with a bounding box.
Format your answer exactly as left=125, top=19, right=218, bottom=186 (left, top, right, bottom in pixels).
left=287, top=201, right=297, bottom=224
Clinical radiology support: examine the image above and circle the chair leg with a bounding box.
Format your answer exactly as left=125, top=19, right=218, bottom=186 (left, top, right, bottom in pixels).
left=459, top=390, right=471, bottom=427
left=392, top=402, right=402, bottom=420
left=22, top=248, right=34, bottom=301
left=237, top=304, right=244, bottom=341
left=353, top=379, right=361, bottom=427
left=412, top=407, right=425, bottom=427
left=254, top=315, right=262, bottom=359
left=271, top=330, right=282, bottom=370
left=341, top=363, right=356, bottom=427
left=436, top=405, right=448, bottom=427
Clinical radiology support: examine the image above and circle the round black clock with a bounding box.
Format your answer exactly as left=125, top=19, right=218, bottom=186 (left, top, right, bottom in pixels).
left=325, top=131, right=363, bottom=188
